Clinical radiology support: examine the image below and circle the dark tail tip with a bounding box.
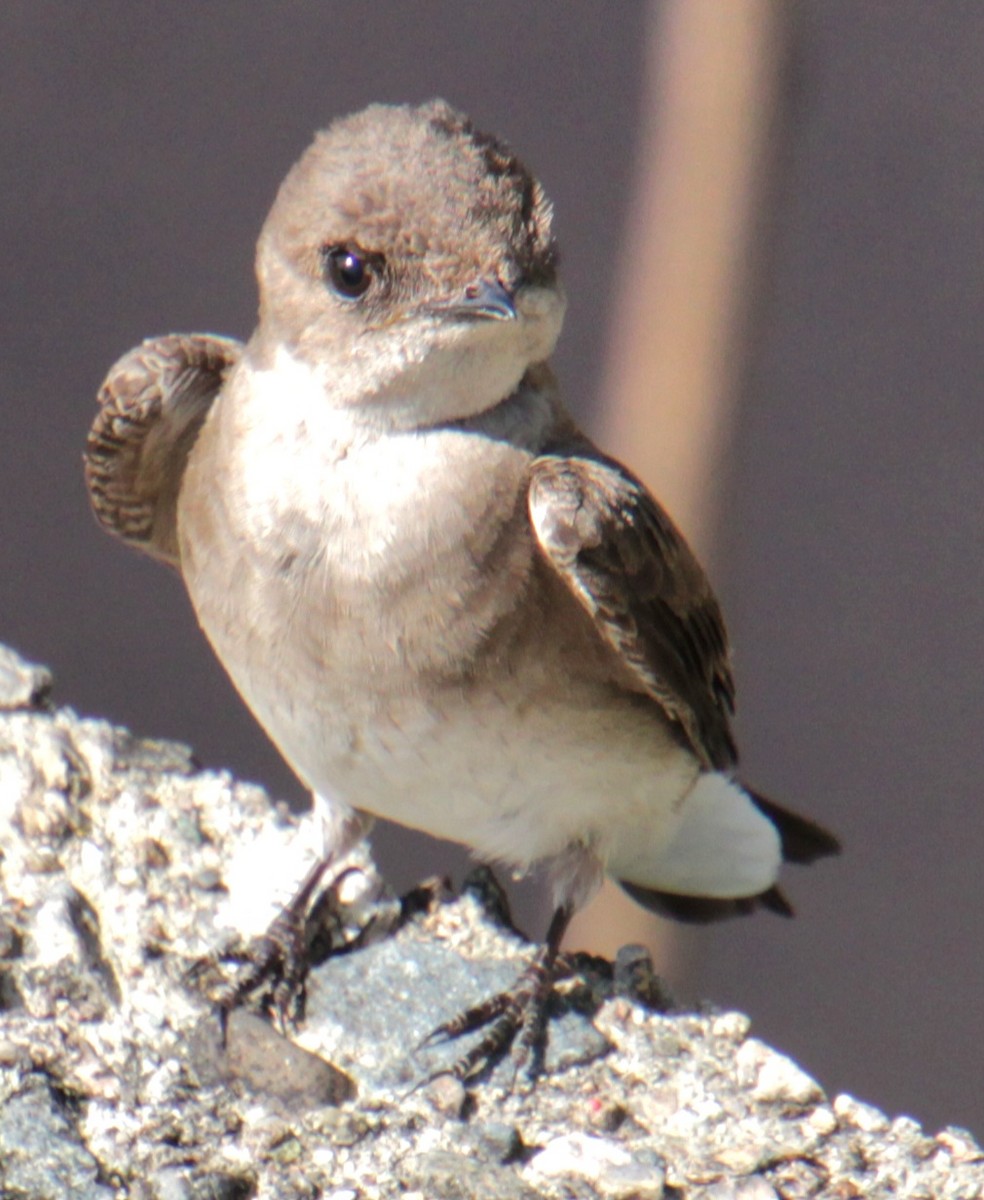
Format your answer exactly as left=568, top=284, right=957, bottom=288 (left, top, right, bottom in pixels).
left=619, top=879, right=794, bottom=924
left=747, top=789, right=841, bottom=864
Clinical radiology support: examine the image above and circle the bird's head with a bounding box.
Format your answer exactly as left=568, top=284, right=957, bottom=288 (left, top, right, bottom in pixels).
left=253, top=100, right=565, bottom=426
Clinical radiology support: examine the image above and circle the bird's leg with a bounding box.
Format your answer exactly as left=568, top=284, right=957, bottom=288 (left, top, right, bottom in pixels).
left=425, top=902, right=573, bottom=1082
left=194, top=855, right=334, bottom=1037
left=188, top=805, right=373, bottom=1036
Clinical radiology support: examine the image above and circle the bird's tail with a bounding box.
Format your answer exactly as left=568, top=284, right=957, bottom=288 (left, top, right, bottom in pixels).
left=617, top=785, right=840, bottom=925
left=619, top=878, right=794, bottom=923
left=745, top=789, right=841, bottom=865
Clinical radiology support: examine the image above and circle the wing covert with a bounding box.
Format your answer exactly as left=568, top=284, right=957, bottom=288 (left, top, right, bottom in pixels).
left=528, top=449, right=737, bottom=770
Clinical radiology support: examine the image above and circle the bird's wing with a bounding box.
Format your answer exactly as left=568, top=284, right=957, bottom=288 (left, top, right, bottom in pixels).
left=84, top=334, right=242, bottom=567
left=528, top=447, right=737, bottom=771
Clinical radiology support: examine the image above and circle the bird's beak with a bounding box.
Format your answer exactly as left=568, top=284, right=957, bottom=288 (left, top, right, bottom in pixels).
left=430, top=277, right=518, bottom=323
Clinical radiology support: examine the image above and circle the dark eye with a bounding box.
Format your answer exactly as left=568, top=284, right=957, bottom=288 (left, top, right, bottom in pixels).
left=323, top=244, right=375, bottom=299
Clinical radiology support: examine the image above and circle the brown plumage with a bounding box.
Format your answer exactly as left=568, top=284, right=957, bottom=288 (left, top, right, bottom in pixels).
left=85, top=333, right=240, bottom=565
left=84, top=100, right=839, bottom=1075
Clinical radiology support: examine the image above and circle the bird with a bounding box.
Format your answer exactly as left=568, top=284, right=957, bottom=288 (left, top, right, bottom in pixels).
left=84, top=99, right=838, bottom=1076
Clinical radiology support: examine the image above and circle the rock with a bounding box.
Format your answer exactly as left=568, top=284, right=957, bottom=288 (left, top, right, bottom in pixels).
left=735, top=1037, right=823, bottom=1106
left=0, top=1076, right=114, bottom=1199
left=526, top=1132, right=666, bottom=1197
left=423, top=1072, right=469, bottom=1118
left=401, top=1151, right=541, bottom=1199
left=936, top=1125, right=984, bottom=1164
left=213, top=1009, right=356, bottom=1106
left=693, top=1180, right=778, bottom=1200
left=1, top=640, right=983, bottom=1199
left=613, top=942, right=673, bottom=1010
left=0, top=643, right=53, bottom=711
left=833, top=1091, right=891, bottom=1133
left=149, top=1168, right=257, bottom=1200
left=474, top=1120, right=525, bottom=1163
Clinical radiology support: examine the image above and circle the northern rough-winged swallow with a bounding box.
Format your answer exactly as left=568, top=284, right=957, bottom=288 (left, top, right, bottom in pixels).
left=85, top=100, right=838, bottom=1076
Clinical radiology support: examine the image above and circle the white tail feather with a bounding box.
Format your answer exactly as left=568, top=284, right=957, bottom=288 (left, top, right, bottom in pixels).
left=612, top=772, right=782, bottom=899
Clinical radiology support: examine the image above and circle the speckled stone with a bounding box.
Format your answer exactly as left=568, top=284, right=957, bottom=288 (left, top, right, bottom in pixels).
left=1, top=641, right=983, bottom=1200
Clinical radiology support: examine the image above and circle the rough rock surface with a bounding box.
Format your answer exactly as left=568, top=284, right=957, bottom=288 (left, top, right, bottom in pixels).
left=1, top=641, right=982, bottom=1199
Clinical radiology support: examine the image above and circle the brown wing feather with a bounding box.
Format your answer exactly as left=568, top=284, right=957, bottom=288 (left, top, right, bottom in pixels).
left=84, top=334, right=241, bottom=566
left=528, top=448, right=737, bottom=771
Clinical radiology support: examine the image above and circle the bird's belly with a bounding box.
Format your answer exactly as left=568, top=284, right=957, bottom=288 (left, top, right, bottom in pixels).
left=243, top=666, right=698, bottom=871
left=180, top=522, right=700, bottom=873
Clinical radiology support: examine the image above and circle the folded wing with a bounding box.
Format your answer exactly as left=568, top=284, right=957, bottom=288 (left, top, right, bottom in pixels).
left=528, top=446, right=737, bottom=771
left=528, top=447, right=839, bottom=921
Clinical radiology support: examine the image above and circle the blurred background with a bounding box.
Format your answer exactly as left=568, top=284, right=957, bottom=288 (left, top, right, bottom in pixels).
left=3, top=1, right=984, bottom=1135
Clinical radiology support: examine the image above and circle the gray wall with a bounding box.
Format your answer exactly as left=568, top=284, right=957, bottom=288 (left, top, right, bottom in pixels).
left=3, top=2, right=983, bottom=1134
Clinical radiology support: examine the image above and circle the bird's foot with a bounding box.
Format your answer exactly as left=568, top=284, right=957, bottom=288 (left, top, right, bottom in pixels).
left=422, top=903, right=573, bottom=1084
left=187, top=858, right=375, bottom=1037
left=187, top=859, right=442, bottom=1038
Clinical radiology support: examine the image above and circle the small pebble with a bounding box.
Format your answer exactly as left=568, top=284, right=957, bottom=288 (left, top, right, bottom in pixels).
left=805, top=1105, right=838, bottom=1136
left=268, top=1134, right=303, bottom=1164
left=587, top=1099, right=629, bottom=1133
left=424, top=1073, right=468, bottom=1118
left=696, top=1178, right=779, bottom=1200
left=0, top=1039, right=27, bottom=1067
left=139, top=838, right=171, bottom=869
left=936, top=1126, right=984, bottom=1163
left=194, top=868, right=226, bottom=893
left=220, top=1010, right=356, bottom=1106
left=735, top=1038, right=823, bottom=1107
left=753, top=1052, right=823, bottom=1106
left=475, top=1121, right=524, bottom=1164
left=613, top=944, right=672, bottom=1008
left=833, top=1093, right=890, bottom=1133
left=527, top=1132, right=665, bottom=1198
left=0, top=645, right=52, bottom=710
left=306, top=1109, right=372, bottom=1147
left=711, top=1144, right=766, bottom=1175
left=710, top=1011, right=751, bottom=1042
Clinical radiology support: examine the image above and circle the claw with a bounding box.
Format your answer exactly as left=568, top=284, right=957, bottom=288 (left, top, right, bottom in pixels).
left=185, top=856, right=336, bottom=1033
left=417, top=1026, right=450, bottom=1051
left=419, top=902, right=574, bottom=1084
left=422, top=991, right=513, bottom=1049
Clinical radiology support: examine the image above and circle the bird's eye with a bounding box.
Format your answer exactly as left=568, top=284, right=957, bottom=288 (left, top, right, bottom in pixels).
left=322, top=244, right=375, bottom=300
